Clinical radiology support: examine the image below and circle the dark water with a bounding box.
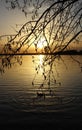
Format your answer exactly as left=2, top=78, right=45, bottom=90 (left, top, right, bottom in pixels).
left=0, top=55, right=82, bottom=126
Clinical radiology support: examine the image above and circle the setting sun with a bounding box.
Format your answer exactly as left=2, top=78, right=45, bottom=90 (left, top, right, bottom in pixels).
left=37, top=37, right=47, bottom=49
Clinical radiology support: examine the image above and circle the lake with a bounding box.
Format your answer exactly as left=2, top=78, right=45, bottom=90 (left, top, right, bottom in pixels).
left=0, top=55, right=82, bottom=127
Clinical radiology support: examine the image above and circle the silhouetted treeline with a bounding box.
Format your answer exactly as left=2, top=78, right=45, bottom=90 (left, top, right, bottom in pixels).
left=60, top=50, right=82, bottom=55
left=0, top=50, right=82, bottom=55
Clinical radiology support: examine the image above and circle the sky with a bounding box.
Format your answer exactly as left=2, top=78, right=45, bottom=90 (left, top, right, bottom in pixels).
left=0, top=0, right=82, bottom=52
left=0, top=1, right=28, bottom=35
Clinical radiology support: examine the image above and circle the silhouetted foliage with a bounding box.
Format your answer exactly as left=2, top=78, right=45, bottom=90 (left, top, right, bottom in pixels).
left=0, top=0, right=82, bottom=97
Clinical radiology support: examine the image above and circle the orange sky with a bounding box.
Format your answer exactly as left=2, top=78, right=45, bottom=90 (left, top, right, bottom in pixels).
left=0, top=1, right=82, bottom=52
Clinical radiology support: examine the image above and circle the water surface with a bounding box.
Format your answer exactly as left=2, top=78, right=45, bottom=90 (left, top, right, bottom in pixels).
left=0, top=55, right=82, bottom=113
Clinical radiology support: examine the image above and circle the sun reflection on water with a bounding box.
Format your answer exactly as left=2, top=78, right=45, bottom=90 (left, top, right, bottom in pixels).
left=39, top=55, right=44, bottom=73
left=39, top=55, right=43, bottom=66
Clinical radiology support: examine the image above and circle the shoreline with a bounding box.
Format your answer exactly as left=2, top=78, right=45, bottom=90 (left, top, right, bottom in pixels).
left=0, top=53, right=82, bottom=56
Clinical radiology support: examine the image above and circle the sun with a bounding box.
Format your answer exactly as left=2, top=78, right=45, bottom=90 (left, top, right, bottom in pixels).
left=37, top=37, right=47, bottom=49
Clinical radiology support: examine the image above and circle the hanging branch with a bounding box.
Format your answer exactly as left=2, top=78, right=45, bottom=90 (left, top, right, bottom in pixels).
left=0, top=0, right=82, bottom=95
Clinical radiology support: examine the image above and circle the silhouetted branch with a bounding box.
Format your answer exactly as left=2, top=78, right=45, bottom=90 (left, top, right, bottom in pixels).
left=0, top=0, right=82, bottom=96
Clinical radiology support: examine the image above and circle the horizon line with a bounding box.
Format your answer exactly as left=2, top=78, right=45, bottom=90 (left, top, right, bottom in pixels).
left=0, top=51, right=82, bottom=56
